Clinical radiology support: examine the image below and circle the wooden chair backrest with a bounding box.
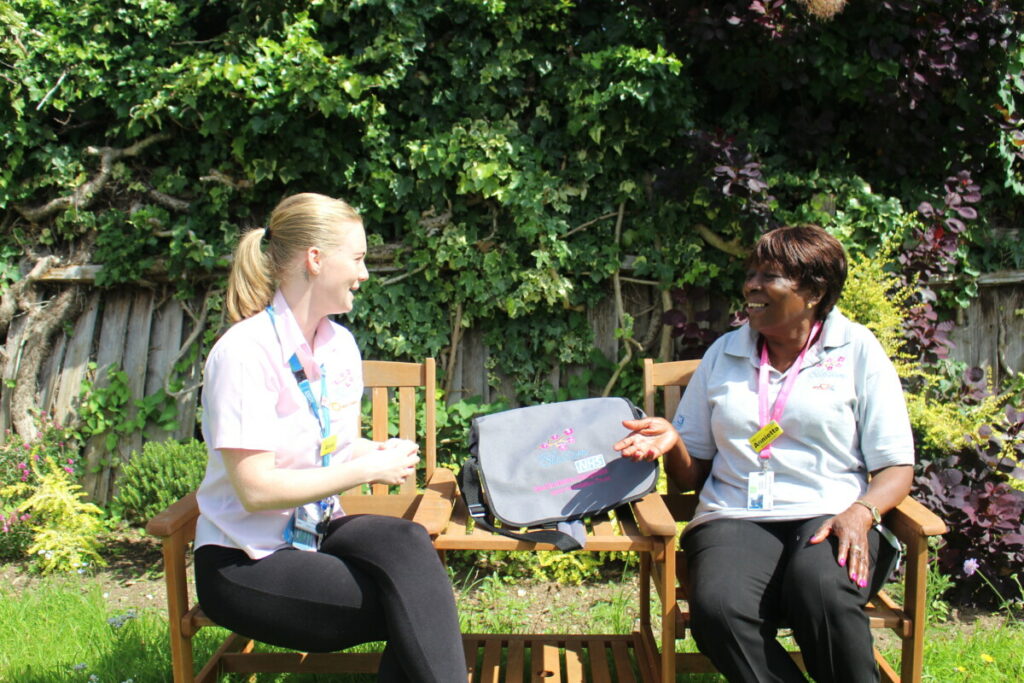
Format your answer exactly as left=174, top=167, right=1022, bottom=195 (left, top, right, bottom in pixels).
left=361, top=359, right=436, bottom=496
left=642, top=358, right=701, bottom=419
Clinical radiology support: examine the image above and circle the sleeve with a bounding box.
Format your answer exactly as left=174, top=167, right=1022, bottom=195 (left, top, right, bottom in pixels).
left=855, top=331, right=916, bottom=471
left=203, top=343, right=287, bottom=452
left=674, top=348, right=717, bottom=461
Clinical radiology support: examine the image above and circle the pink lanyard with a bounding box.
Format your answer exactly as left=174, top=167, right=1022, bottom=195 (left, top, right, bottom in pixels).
left=757, top=321, right=822, bottom=464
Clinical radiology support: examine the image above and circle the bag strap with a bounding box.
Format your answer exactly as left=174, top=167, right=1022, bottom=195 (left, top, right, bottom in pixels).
left=459, top=459, right=584, bottom=552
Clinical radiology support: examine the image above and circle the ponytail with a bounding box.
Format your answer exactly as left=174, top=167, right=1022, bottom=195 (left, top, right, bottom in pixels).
left=225, top=228, right=274, bottom=323
left=224, top=193, right=363, bottom=323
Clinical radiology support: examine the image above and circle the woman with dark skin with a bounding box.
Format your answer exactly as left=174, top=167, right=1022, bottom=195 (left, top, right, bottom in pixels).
left=616, top=225, right=913, bottom=682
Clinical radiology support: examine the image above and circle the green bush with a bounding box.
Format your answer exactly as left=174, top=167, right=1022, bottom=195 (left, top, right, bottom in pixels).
left=112, top=439, right=207, bottom=525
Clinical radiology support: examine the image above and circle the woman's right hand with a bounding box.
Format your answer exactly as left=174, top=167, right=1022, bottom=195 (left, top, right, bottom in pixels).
left=614, top=417, right=681, bottom=462
left=359, top=439, right=420, bottom=486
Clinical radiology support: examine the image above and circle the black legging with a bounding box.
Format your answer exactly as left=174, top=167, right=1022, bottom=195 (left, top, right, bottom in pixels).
left=194, top=514, right=466, bottom=683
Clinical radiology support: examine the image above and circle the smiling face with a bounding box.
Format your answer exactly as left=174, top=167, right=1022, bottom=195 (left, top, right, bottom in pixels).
left=309, top=221, right=369, bottom=316
left=742, top=260, right=821, bottom=341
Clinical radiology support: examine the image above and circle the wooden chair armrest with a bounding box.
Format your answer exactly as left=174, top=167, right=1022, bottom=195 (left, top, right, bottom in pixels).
left=146, top=491, right=199, bottom=539
left=632, top=492, right=678, bottom=538
left=424, top=466, right=458, bottom=501
left=412, top=468, right=457, bottom=536
left=884, top=495, right=947, bottom=542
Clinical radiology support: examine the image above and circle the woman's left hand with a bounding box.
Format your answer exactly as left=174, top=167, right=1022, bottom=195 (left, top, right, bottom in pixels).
left=809, top=504, right=875, bottom=588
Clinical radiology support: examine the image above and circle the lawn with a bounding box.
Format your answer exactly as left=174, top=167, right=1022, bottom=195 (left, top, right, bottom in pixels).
left=2, top=556, right=1022, bottom=682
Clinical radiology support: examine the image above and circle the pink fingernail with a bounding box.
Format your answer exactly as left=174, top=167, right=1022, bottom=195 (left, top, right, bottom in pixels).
left=838, top=558, right=846, bottom=567
left=859, top=578, right=868, bottom=588
left=851, top=572, right=858, bottom=581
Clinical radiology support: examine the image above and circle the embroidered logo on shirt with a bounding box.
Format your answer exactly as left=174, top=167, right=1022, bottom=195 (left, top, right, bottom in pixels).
left=811, top=383, right=835, bottom=391
left=333, top=368, right=355, bottom=387
left=821, top=355, right=846, bottom=371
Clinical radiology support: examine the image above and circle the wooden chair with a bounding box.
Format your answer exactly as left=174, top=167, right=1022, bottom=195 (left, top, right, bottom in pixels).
left=434, top=419, right=680, bottom=682
left=146, top=358, right=458, bottom=683
left=641, top=358, right=947, bottom=683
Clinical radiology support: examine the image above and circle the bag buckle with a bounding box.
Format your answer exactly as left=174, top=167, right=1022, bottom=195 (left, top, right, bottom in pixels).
left=467, top=503, right=487, bottom=518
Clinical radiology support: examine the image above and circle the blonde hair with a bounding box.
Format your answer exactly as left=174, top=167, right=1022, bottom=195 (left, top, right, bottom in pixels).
left=225, top=193, right=363, bottom=322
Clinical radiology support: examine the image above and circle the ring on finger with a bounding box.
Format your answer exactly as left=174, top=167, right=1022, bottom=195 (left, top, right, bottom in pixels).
left=851, top=545, right=863, bottom=553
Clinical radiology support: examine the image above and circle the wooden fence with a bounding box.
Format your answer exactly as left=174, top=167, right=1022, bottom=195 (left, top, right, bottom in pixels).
left=2, top=265, right=1021, bottom=504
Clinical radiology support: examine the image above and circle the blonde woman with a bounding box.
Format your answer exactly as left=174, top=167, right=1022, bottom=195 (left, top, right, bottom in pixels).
left=193, top=193, right=465, bottom=682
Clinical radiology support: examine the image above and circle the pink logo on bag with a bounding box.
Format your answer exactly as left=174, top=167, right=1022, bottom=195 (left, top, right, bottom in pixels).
left=539, top=428, right=575, bottom=451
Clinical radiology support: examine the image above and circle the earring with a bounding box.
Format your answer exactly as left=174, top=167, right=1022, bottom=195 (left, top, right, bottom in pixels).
left=807, top=302, right=814, bottom=309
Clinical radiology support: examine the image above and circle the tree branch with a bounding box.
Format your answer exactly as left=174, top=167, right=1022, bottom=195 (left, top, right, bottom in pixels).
left=694, top=223, right=750, bottom=258
left=14, top=133, right=172, bottom=222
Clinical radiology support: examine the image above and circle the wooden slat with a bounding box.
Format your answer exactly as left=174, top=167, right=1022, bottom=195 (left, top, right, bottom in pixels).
left=398, top=385, right=416, bottom=495
left=610, top=639, right=636, bottom=683
left=362, top=360, right=425, bottom=387
left=220, top=651, right=379, bottom=673
left=533, top=641, right=560, bottom=682
left=591, top=515, right=615, bottom=537
left=82, top=293, right=132, bottom=500
left=118, top=290, right=154, bottom=481
left=370, top=385, right=389, bottom=495
left=37, top=328, right=67, bottom=416
left=505, top=638, right=525, bottom=682
left=338, top=493, right=419, bottom=519
left=588, top=638, right=612, bottom=683
left=145, top=297, right=184, bottom=442
left=479, top=637, right=503, bottom=683
left=563, top=640, right=585, bottom=682
left=51, top=293, right=100, bottom=424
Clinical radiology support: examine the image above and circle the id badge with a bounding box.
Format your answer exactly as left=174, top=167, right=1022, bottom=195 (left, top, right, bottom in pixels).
left=747, top=470, right=775, bottom=510
left=284, top=501, right=330, bottom=551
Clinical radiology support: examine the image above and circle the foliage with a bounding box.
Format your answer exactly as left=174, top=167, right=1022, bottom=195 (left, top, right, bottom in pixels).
left=447, top=548, right=635, bottom=585
left=111, top=439, right=208, bottom=526
left=434, top=395, right=509, bottom=469
left=0, top=455, right=106, bottom=574
left=0, top=412, right=82, bottom=560
left=913, top=379, right=1024, bottom=608
left=78, top=364, right=179, bottom=453
left=5, top=1, right=1020, bottom=403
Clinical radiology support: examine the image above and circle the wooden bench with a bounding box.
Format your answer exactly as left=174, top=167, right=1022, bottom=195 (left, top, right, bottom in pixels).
left=436, top=491, right=679, bottom=682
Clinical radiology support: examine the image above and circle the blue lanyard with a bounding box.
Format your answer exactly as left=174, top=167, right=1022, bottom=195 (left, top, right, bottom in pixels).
left=266, top=306, right=331, bottom=458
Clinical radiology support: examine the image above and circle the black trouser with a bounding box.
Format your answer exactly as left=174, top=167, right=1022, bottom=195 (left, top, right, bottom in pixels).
left=682, top=516, right=898, bottom=683
left=195, top=514, right=466, bottom=683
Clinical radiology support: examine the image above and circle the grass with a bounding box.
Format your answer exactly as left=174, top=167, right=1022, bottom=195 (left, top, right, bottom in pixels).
left=1, top=572, right=1022, bottom=682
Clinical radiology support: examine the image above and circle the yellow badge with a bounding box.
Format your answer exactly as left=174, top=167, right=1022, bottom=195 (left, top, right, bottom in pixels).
left=749, top=420, right=783, bottom=453
left=320, top=434, right=338, bottom=458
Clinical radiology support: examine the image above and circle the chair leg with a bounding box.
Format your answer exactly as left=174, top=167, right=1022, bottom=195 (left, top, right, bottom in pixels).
left=660, top=537, right=676, bottom=683
left=170, top=627, right=195, bottom=683
left=900, top=536, right=930, bottom=683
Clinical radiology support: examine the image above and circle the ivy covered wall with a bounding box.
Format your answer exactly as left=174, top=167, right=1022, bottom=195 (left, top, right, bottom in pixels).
left=2, top=0, right=1023, bottom=406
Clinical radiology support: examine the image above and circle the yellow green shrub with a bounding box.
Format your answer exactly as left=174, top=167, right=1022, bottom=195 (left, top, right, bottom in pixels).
left=0, top=456, right=107, bottom=574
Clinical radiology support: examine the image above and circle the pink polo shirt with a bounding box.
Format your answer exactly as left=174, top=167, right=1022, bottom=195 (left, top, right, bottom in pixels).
left=195, top=291, right=363, bottom=559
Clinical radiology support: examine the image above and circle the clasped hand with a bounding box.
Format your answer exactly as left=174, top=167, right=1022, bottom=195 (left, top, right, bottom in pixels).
left=354, top=438, right=420, bottom=486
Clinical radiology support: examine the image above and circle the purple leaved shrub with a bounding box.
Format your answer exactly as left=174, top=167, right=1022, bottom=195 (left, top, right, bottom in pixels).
left=913, top=403, right=1024, bottom=607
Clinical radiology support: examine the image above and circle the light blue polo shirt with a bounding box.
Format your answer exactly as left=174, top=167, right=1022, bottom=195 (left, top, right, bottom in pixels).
left=674, top=309, right=914, bottom=530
